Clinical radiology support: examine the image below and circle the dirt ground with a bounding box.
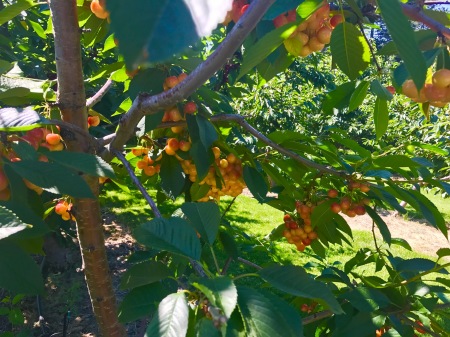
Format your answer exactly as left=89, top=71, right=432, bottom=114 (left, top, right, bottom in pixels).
left=3, top=193, right=449, bottom=336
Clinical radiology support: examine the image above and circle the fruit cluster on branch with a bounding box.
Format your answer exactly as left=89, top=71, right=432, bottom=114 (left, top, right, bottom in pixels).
left=274, top=2, right=343, bottom=57
left=402, top=69, right=450, bottom=108
left=328, top=182, right=370, bottom=217
left=282, top=203, right=319, bottom=252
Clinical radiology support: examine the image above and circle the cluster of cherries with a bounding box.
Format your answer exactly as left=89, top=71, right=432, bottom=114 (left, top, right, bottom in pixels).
left=282, top=202, right=319, bottom=252
left=402, top=68, right=450, bottom=108
left=274, top=2, right=344, bottom=57
left=328, top=181, right=370, bottom=218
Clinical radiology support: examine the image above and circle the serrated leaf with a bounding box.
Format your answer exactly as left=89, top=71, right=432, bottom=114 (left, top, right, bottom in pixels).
left=120, top=261, right=172, bottom=290
left=189, top=182, right=210, bottom=202
left=374, top=97, right=389, bottom=140
left=159, top=154, right=185, bottom=199
left=258, top=264, right=343, bottom=314
left=181, top=202, right=221, bottom=245
left=243, top=166, right=269, bottom=203
left=0, top=0, right=35, bottom=25
left=118, top=283, right=170, bottom=323
left=365, top=206, right=391, bottom=245
left=128, top=68, right=166, bottom=100
left=397, top=258, right=445, bottom=273
left=134, top=217, right=201, bottom=260
left=371, top=79, right=393, bottom=101
left=193, top=277, right=237, bottom=318
left=145, top=292, right=189, bottom=337
left=195, top=318, right=220, bottom=337
left=0, top=241, right=44, bottom=294
left=378, top=0, right=427, bottom=90
left=108, top=0, right=232, bottom=68
left=437, top=248, right=450, bottom=259
left=330, top=22, right=370, bottom=80
left=342, top=287, right=391, bottom=312
left=349, top=80, right=370, bottom=111
left=373, top=155, right=420, bottom=168
left=237, top=286, right=303, bottom=337
left=5, top=161, right=94, bottom=198
left=45, top=152, right=115, bottom=178
left=0, top=206, right=30, bottom=240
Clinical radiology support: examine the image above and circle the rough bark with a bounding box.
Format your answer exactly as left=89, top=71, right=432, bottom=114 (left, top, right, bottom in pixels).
left=48, top=0, right=126, bottom=336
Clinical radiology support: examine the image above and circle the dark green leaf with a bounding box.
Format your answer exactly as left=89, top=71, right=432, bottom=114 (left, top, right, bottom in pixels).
left=322, top=82, right=356, bottom=114
left=330, top=22, right=370, bottom=80
left=128, top=68, right=166, bottom=100
left=134, top=217, right=201, bottom=260
left=342, top=287, right=390, bottom=312
left=45, top=152, right=115, bottom=178
left=120, top=261, right=171, bottom=290
left=181, top=202, right=221, bottom=245
left=6, top=161, right=94, bottom=198
left=371, top=79, right=393, bottom=101
left=0, top=240, right=44, bottom=294
left=118, top=283, right=170, bottom=323
left=237, top=286, right=304, bottom=337
left=378, top=0, right=427, bottom=90
left=332, top=312, right=377, bottom=337
left=397, top=258, right=444, bottom=273
left=437, top=248, right=450, bottom=259
left=193, top=277, right=237, bottom=318
left=373, top=155, right=420, bottom=169
left=243, top=166, right=269, bottom=203
left=159, top=154, right=185, bottom=199
left=258, top=264, right=343, bottom=314
left=391, top=238, right=412, bottom=251
left=195, top=318, right=220, bottom=337
left=365, top=206, right=391, bottom=245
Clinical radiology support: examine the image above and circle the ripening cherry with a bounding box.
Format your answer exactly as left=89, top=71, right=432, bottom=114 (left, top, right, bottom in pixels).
left=46, top=133, right=61, bottom=145
left=327, top=189, right=339, bottom=198
left=354, top=205, right=366, bottom=216
left=88, top=115, right=101, bottom=127
left=0, top=169, right=9, bottom=191
left=167, top=138, right=180, bottom=152
left=179, top=140, right=191, bottom=152
left=90, top=0, right=109, bottom=19
left=183, top=101, right=198, bottom=114
left=171, top=126, right=184, bottom=134
left=432, top=69, right=450, bottom=88
left=178, top=73, right=188, bottom=82
left=164, top=76, right=179, bottom=90
left=316, top=26, right=332, bottom=44
left=340, top=197, right=351, bottom=211
left=359, top=183, right=370, bottom=193
left=144, top=165, right=157, bottom=177
left=55, top=201, right=69, bottom=215
left=212, top=147, right=221, bottom=159
left=330, top=14, right=344, bottom=27
left=219, top=159, right=229, bottom=168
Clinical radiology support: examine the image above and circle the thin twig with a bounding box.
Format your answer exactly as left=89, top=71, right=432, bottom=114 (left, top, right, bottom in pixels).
left=237, top=257, right=263, bottom=270
left=302, top=310, right=333, bottom=325
left=103, top=0, right=277, bottom=161
left=112, top=149, right=162, bottom=218
left=86, top=78, right=113, bottom=108
left=400, top=314, right=442, bottom=337
left=401, top=3, right=450, bottom=40
left=221, top=257, right=233, bottom=275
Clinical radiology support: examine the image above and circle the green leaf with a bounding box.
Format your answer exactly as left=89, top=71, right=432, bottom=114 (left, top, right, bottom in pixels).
left=258, top=264, right=343, bottom=314
left=128, top=68, right=166, bottom=100
left=330, top=22, right=371, bottom=80
left=193, top=277, right=237, bottom=318
left=349, top=80, right=370, bottom=111
left=195, top=318, right=220, bottom=337
left=257, top=47, right=295, bottom=85
left=145, top=292, right=189, bottom=337
left=378, top=0, right=427, bottom=90
left=189, top=182, right=210, bottom=202
left=263, top=0, right=299, bottom=20
left=342, top=287, right=391, bottom=312
left=108, top=0, right=231, bottom=68
left=378, top=29, right=437, bottom=56
left=134, top=217, right=201, bottom=260
left=119, top=283, right=170, bottom=323
left=159, top=154, right=185, bottom=199
left=322, top=81, right=356, bottom=114
left=181, top=202, right=221, bottom=245
left=237, top=286, right=304, bottom=337
left=6, top=161, right=94, bottom=198
left=0, top=0, right=35, bottom=25
left=373, top=155, right=420, bottom=169
left=0, top=206, right=30, bottom=240
left=243, top=166, right=269, bottom=203
left=391, top=238, right=412, bottom=251
left=120, top=261, right=172, bottom=290
left=397, top=258, right=443, bottom=273
left=0, top=240, right=44, bottom=294
left=189, top=141, right=212, bottom=181
left=45, top=152, right=115, bottom=178
left=373, top=97, right=389, bottom=140
left=365, top=207, right=391, bottom=246
left=332, top=312, right=377, bottom=337
left=437, top=248, right=450, bottom=259
left=371, top=79, right=393, bottom=101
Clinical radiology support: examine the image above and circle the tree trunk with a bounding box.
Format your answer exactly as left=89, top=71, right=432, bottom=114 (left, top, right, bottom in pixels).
left=48, top=1, right=126, bottom=336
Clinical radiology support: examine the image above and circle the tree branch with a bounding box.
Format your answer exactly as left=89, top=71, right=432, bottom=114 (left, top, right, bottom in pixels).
left=102, top=0, right=276, bottom=161
left=86, top=78, right=113, bottom=108
left=112, top=149, right=162, bottom=218
left=302, top=310, right=333, bottom=325
left=401, top=3, right=450, bottom=40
